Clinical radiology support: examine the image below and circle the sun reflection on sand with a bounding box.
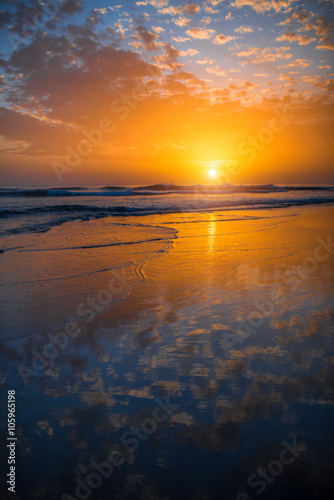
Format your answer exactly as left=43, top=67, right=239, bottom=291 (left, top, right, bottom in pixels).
left=208, top=213, right=217, bottom=253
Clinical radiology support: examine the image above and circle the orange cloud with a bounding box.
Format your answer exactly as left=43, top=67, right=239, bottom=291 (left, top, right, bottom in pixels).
left=235, top=46, right=292, bottom=63
left=277, top=32, right=316, bottom=45
left=186, top=28, right=216, bottom=39
left=234, top=26, right=254, bottom=33
left=231, top=0, right=296, bottom=13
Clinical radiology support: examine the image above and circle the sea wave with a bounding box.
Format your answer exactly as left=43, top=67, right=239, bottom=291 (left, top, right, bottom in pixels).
left=1, top=195, right=334, bottom=238
left=0, top=184, right=333, bottom=198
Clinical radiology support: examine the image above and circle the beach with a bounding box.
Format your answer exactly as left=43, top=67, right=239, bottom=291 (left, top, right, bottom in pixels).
left=1, top=201, right=334, bottom=500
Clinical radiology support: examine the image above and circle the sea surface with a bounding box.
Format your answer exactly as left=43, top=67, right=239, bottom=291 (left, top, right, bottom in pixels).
left=0, top=188, right=334, bottom=500
left=1, top=184, right=334, bottom=238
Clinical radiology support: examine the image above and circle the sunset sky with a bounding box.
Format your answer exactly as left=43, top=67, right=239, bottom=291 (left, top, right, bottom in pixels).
left=0, top=0, right=333, bottom=186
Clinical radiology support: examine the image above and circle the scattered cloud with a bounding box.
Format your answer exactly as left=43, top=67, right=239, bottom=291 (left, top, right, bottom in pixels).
left=283, top=59, right=312, bottom=68
left=196, top=57, right=215, bottom=64
left=235, top=46, right=293, bottom=63
left=172, top=36, right=191, bottom=42
left=244, top=81, right=258, bottom=87
left=152, top=26, right=165, bottom=33
left=183, top=3, right=201, bottom=15
left=93, top=8, right=107, bottom=15
left=206, top=65, right=226, bottom=76
left=180, top=48, right=200, bottom=56
left=213, top=34, right=235, bottom=44
left=59, top=1, right=84, bottom=15
left=0, top=9, right=12, bottom=29
left=135, top=26, right=160, bottom=51
left=231, top=0, right=296, bottom=14
left=186, top=28, right=216, bottom=39
left=316, top=41, right=334, bottom=51
left=174, top=16, right=191, bottom=27
left=277, top=31, right=316, bottom=45
left=204, top=6, right=218, bottom=13
left=234, top=26, right=254, bottom=33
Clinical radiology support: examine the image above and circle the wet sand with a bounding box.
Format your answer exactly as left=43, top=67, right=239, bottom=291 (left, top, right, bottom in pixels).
left=1, top=204, right=334, bottom=500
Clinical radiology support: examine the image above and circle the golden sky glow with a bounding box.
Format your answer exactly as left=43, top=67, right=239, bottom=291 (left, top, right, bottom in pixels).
left=0, top=0, right=333, bottom=185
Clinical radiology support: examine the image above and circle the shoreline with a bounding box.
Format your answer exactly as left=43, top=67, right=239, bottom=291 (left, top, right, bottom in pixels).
left=1, top=203, right=333, bottom=342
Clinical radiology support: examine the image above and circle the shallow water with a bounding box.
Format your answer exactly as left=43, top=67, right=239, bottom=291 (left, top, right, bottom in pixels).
left=0, top=205, right=333, bottom=500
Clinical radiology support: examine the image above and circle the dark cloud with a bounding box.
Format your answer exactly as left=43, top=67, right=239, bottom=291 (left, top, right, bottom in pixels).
left=0, top=30, right=163, bottom=153
left=135, top=25, right=160, bottom=51
left=3, top=35, right=73, bottom=73
left=0, top=106, right=78, bottom=156
left=86, top=9, right=103, bottom=25
left=4, top=0, right=84, bottom=39
left=0, top=9, right=12, bottom=29
left=59, top=0, right=84, bottom=15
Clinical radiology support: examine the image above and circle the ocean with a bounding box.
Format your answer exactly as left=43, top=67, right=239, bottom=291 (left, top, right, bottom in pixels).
left=1, top=184, right=334, bottom=238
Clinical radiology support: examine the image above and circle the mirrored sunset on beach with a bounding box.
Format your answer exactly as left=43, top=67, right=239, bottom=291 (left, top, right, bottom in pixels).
left=0, top=2, right=333, bottom=500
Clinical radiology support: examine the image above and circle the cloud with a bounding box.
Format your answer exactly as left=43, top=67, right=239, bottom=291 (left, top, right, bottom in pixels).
left=147, top=0, right=169, bottom=7
left=159, top=6, right=183, bottom=15
left=283, top=59, right=311, bottom=68
left=196, top=57, right=215, bottom=64
left=183, top=3, right=201, bottom=15
left=212, top=34, right=235, bottom=44
left=59, top=1, right=84, bottom=15
left=0, top=106, right=77, bottom=156
left=279, top=9, right=331, bottom=38
left=204, top=6, right=218, bottom=13
left=277, top=32, right=316, bottom=45
left=0, top=33, right=162, bottom=130
left=0, top=9, right=12, bottom=29
left=152, top=26, right=165, bottom=33
left=93, top=8, right=108, bottom=15
left=278, top=8, right=309, bottom=25
left=158, top=3, right=200, bottom=16
left=243, top=81, right=258, bottom=87
left=179, top=48, right=199, bottom=56
left=172, top=36, right=191, bottom=42
left=174, top=16, right=190, bottom=27
left=316, top=41, right=334, bottom=51
left=186, top=28, right=216, bottom=39
left=158, top=42, right=184, bottom=67
left=314, top=79, right=334, bottom=91
left=234, top=46, right=293, bottom=63
left=200, top=17, right=212, bottom=25
left=231, top=0, right=296, bottom=13
left=87, top=10, right=105, bottom=25
left=206, top=65, right=226, bottom=76
left=135, top=26, right=160, bottom=51
left=234, top=26, right=254, bottom=33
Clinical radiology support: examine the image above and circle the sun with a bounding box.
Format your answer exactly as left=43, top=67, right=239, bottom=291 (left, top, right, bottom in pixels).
left=209, top=169, right=217, bottom=178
